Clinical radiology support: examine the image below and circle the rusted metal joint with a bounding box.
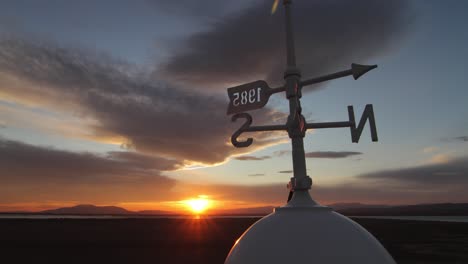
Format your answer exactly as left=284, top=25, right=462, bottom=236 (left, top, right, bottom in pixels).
left=287, top=176, right=312, bottom=191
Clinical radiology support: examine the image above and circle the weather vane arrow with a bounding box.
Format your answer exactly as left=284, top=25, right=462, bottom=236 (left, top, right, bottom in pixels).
left=226, top=63, right=377, bottom=115
left=300, top=63, right=377, bottom=87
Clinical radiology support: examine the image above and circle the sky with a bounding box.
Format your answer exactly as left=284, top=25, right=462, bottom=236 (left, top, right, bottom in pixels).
left=0, top=0, right=467, bottom=213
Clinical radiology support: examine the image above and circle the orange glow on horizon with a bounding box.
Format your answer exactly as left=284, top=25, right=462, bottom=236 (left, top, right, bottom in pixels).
left=1, top=195, right=289, bottom=214
left=182, top=195, right=211, bottom=214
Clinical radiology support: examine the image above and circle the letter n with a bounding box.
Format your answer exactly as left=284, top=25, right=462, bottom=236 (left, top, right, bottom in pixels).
left=347, top=104, right=378, bottom=143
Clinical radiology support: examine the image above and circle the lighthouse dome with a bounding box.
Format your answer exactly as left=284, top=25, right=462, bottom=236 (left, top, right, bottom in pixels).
left=225, top=192, right=395, bottom=264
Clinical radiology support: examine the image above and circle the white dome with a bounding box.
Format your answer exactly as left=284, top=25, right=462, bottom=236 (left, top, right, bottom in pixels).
left=225, top=192, right=395, bottom=264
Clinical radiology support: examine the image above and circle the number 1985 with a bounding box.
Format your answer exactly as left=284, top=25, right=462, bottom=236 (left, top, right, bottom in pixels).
left=232, top=87, right=262, bottom=106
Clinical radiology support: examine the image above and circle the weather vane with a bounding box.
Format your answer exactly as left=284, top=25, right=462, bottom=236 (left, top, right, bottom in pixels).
left=226, top=0, right=378, bottom=200
left=224, top=1, right=396, bottom=263
left=224, top=1, right=395, bottom=263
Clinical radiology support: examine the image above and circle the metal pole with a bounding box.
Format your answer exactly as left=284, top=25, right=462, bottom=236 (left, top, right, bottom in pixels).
left=283, top=0, right=312, bottom=199
left=284, top=0, right=296, bottom=67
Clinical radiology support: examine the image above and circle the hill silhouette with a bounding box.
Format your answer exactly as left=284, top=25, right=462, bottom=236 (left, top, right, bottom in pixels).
left=41, top=204, right=134, bottom=215
left=16, top=203, right=468, bottom=216
left=336, top=203, right=468, bottom=216
left=327, top=202, right=390, bottom=211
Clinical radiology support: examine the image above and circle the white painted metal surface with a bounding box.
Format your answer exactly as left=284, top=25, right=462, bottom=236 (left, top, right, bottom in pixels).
left=225, top=191, right=396, bottom=264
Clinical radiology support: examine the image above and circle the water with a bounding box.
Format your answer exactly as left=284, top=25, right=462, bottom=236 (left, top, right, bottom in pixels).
left=352, top=215, right=468, bottom=223
left=1, top=214, right=468, bottom=222
left=0, top=214, right=263, bottom=219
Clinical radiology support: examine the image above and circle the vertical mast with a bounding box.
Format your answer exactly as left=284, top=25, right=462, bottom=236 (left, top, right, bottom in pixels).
left=283, top=0, right=313, bottom=203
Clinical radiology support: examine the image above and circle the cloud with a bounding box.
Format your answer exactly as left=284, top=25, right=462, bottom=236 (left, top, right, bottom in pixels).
left=428, top=153, right=452, bottom=165
left=311, top=156, right=468, bottom=204
left=441, top=136, right=468, bottom=143
left=248, top=173, right=265, bottom=177
left=310, top=182, right=468, bottom=205
left=0, top=138, right=180, bottom=185
left=0, top=137, right=285, bottom=206
left=235, top=155, right=271, bottom=161
left=0, top=137, right=194, bottom=205
left=273, top=150, right=290, bottom=157
left=148, top=0, right=254, bottom=19
left=454, top=136, right=468, bottom=142
left=358, top=156, right=468, bottom=186
left=305, top=151, right=362, bottom=159
left=159, top=0, right=412, bottom=89
left=2, top=137, right=468, bottom=206
left=274, top=150, right=362, bottom=159
left=0, top=36, right=285, bottom=165
left=179, top=169, right=468, bottom=206
left=0, top=101, right=103, bottom=142
left=422, top=146, right=439, bottom=153
left=221, top=156, right=468, bottom=205
left=224, top=155, right=468, bottom=205
left=278, top=170, right=293, bottom=174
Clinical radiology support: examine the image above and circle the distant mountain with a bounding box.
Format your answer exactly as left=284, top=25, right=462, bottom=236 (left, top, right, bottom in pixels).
left=39, top=205, right=274, bottom=216
left=41, top=204, right=134, bottom=215
left=23, top=202, right=468, bottom=216
left=210, top=206, right=275, bottom=216
left=336, top=203, right=468, bottom=216
left=327, top=202, right=390, bottom=211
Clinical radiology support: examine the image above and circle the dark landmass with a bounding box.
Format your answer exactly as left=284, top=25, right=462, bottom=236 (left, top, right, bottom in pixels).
left=20, top=202, right=468, bottom=216
left=39, top=204, right=175, bottom=216
left=337, top=203, right=468, bottom=216
left=210, top=206, right=275, bottom=216
left=39, top=204, right=276, bottom=216
left=41, top=204, right=134, bottom=215
left=0, top=218, right=467, bottom=264
left=328, top=202, right=391, bottom=210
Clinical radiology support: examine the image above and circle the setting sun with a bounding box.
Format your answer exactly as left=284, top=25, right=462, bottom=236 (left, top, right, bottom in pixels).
left=184, top=196, right=211, bottom=214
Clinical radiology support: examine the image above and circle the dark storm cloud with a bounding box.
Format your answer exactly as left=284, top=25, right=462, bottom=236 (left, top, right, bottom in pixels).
left=0, top=36, right=284, bottom=164
left=159, top=0, right=412, bottom=89
left=148, top=0, right=253, bottom=18
left=358, top=156, right=468, bottom=185
left=235, top=155, right=271, bottom=161
left=305, top=151, right=363, bottom=159
left=0, top=138, right=179, bottom=185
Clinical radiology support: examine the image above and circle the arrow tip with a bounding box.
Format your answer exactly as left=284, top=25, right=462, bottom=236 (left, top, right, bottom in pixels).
left=351, top=63, right=378, bottom=80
